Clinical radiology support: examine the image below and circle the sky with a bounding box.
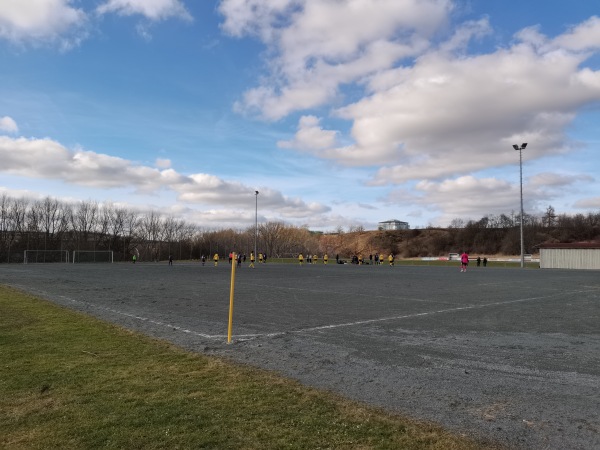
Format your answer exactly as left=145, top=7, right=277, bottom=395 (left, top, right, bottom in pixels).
left=1, top=0, right=600, bottom=231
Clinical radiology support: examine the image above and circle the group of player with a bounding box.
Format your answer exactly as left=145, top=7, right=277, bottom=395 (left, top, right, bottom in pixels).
left=199, top=252, right=398, bottom=267
left=349, top=254, right=395, bottom=265
left=147, top=250, right=484, bottom=271
left=297, top=253, right=329, bottom=264
left=201, top=252, right=267, bottom=268
left=297, top=253, right=396, bottom=266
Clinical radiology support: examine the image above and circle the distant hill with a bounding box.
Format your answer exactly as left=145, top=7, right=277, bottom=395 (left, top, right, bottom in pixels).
left=320, top=223, right=600, bottom=258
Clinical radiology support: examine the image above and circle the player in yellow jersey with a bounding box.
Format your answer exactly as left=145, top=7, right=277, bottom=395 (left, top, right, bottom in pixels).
left=323, top=254, right=328, bottom=264
left=298, top=253, right=304, bottom=265
left=249, top=252, right=255, bottom=268
left=213, top=253, right=219, bottom=266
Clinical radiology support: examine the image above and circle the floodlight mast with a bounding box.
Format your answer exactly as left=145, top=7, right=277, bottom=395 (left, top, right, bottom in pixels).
left=254, top=191, right=259, bottom=262
left=513, top=143, right=527, bottom=268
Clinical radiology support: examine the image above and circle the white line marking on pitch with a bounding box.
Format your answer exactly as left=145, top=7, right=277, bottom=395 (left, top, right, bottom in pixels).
left=12, top=283, right=598, bottom=343
left=259, top=287, right=600, bottom=338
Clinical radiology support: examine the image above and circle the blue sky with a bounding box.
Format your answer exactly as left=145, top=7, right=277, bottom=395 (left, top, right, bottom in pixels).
left=1, top=0, right=600, bottom=231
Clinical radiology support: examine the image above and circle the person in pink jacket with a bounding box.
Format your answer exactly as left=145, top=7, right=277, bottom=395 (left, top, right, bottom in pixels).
left=460, top=251, right=469, bottom=272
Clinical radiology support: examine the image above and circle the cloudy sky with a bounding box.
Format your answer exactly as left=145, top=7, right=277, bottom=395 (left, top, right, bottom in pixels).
left=1, top=0, right=599, bottom=230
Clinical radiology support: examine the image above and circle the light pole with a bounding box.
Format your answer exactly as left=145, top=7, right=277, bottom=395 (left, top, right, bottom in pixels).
left=512, top=143, right=527, bottom=268
left=254, top=191, right=259, bottom=261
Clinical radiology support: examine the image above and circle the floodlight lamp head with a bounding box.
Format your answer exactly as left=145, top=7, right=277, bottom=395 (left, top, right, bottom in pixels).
left=513, top=144, right=519, bottom=150
left=521, top=143, right=527, bottom=149
left=255, top=190, right=259, bottom=195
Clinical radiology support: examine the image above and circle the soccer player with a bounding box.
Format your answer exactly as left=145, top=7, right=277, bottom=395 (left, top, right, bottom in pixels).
left=213, top=253, right=219, bottom=266
left=460, top=251, right=469, bottom=272
left=323, top=254, right=328, bottom=264
left=249, top=252, right=255, bottom=268
left=298, top=253, right=304, bottom=265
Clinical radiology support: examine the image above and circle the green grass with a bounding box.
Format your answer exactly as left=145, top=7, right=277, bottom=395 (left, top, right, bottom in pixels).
left=0, top=285, right=500, bottom=449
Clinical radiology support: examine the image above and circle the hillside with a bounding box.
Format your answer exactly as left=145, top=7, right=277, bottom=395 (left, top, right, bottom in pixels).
left=319, top=224, right=599, bottom=259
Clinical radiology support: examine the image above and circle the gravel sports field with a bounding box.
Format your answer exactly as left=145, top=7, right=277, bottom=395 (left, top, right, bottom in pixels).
left=2, top=261, right=599, bottom=449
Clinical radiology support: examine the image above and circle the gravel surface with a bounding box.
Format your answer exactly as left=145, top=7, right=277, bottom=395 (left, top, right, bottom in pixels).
left=2, top=262, right=599, bottom=449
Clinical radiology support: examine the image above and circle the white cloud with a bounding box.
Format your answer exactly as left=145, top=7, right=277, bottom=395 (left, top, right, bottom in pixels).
left=96, top=0, right=192, bottom=22
left=573, top=197, right=600, bottom=209
left=175, top=174, right=329, bottom=216
left=96, top=0, right=192, bottom=40
left=219, top=0, right=298, bottom=39
left=385, top=176, right=523, bottom=225
left=0, top=186, right=44, bottom=200
left=155, top=158, right=172, bottom=169
left=0, top=0, right=87, bottom=49
left=384, top=175, right=568, bottom=226
left=386, top=170, right=598, bottom=226
left=221, top=0, right=452, bottom=119
left=551, top=16, right=600, bottom=51
left=222, top=3, right=600, bottom=192
left=331, top=23, right=600, bottom=182
left=0, top=136, right=173, bottom=189
left=529, top=172, right=592, bottom=188
left=0, top=116, right=18, bottom=133
left=277, top=116, right=338, bottom=152
left=0, top=0, right=194, bottom=48
left=0, top=135, right=329, bottom=218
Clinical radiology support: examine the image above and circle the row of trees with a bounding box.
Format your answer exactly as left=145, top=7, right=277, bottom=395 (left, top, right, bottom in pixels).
left=446, top=206, right=591, bottom=231
left=1, top=194, right=599, bottom=263
left=0, top=195, right=189, bottom=262
left=0, top=194, right=325, bottom=263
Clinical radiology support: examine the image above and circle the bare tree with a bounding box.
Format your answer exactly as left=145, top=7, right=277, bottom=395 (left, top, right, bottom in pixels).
left=2, top=197, right=29, bottom=262
left=70, top=200, right=99, bottom=250
left=34, top=197, right=68, bottom=250
left=448, top=218, right=465, bottom=229
left=162, top=216, right=178, bottom=258
left=258, top=221, right=286, bottom=257
left=318, top=233, right=337, bottom=256
left=25, top=201, right=42, bottom=249
left=103, top=203, right=121, bottom=252
left=179, top=223, right=196, bottom=259
left=543, top=205, right=557, bottom=228
left=0, top=194, right=9, bottom=261
left=123, top=209, right=140, bottom=260
left=94, top=203, right=112, bottom=250
left=139, top=211, right=163, bottom=261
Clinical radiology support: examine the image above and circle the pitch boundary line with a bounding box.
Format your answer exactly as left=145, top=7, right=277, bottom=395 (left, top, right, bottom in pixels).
left=234, top=286, right=599, bottom=340
left=10, top=283, right=598, bottom=343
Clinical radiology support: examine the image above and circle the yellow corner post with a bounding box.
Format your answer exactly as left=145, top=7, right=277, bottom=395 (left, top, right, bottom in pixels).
left=227, top=252, right=237, bottom=344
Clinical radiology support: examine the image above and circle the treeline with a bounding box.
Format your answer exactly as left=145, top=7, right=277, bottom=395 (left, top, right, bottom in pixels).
left=1, top=194, right=599, bottom=263
left=0, top=194, right=323, bottom=263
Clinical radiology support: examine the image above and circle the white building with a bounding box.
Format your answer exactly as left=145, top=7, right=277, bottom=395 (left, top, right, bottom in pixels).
left=539, top=243, right=600, bottom=270
left=378, top=219, right=409, bottom=231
